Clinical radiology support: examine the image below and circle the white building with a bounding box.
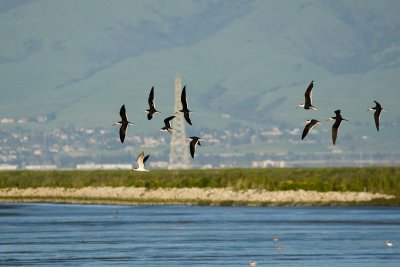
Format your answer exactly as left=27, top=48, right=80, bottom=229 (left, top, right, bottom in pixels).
left=0, top=164, right=18, bottom=170
left=25, top=165, right=57, bottom=170
left=251, top=160, right=286, bottom=168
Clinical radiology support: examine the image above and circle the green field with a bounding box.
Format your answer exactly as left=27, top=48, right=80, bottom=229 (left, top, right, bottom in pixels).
left=1, top=167, right=399, bottom=196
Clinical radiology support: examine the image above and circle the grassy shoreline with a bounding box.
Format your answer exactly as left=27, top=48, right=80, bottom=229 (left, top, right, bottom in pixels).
left=1, top=167, right=399, bottom=206
left=1, top=197, right=399, bottom=207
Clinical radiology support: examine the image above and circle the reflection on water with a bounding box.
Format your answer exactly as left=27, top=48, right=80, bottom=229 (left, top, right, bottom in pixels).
left=1, top=204, right=399, bottom=266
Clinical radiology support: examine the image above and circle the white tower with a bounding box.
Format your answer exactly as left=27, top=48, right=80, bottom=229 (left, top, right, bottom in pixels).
left=168, top=75, right=189, bottom=169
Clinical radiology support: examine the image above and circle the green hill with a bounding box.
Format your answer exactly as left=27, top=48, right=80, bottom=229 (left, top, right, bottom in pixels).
left=1, top=0, right=399, bottom=155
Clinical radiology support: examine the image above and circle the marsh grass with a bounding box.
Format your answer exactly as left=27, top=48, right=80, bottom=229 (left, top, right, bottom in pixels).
left=0, top=167, right=399, bottom=198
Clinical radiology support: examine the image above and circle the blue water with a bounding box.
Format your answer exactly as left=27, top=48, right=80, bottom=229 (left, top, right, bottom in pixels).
left=0, top=204, right=399, bottom=266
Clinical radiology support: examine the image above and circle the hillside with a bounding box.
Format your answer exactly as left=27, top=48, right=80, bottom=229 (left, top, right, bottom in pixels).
left=1, top=0, right=400, bottom=157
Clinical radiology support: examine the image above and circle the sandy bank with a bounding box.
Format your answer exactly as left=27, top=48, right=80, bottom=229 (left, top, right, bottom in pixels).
left=0, top=187, right=395, bottom=205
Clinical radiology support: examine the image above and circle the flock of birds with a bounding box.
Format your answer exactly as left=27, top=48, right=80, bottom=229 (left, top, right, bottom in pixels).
left=113, top=86, right=201, bottom=171
left=113, top=81, right=387, bottom=171
left=297, top=80, right=387, bottom=145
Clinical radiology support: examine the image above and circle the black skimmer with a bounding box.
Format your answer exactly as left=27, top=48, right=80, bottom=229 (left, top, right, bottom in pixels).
left=367, top=100, right=387, bottom=131
left=160, top=116, right=175, bottom=134
left=298, top=80, right=316, bottom=110
left=133, top=151, right=150, bottom=172
left=301, top=119, right=321, bottom=140
left=177, top=85, right=192, bottom=125
left=145, top=86, right=160, bottom=120
left=327, top=110, right=348, bottom=146
left=113, top=105, right=133, bottom=143
left=188, top=136, right=202, bottom=158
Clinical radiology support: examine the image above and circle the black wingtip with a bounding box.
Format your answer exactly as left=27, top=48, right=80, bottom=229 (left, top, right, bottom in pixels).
left=143, top=155, right=150, bottom=164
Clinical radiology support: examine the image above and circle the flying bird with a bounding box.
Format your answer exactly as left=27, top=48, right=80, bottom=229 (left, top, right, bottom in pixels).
left=302, top=119, right=321, bottom=140
left=188, top=136, right=202, bottom=158
left=367, top=100, right=387, bottom=131
left=177, top=85, right=192, bottom=125
left=133, top=151, right=150, bottom=172
left=113, top=105, right=133, bottom=143
left=160, top=116, right=175, bottom=134
left=145, top=86, right=160, bottom=120
left=327, top=110, right=348, bottom=146
left=298, top=80, right=316, bottom=110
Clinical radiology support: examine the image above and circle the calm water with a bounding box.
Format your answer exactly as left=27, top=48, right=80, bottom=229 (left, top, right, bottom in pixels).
left=0, top=204, right=399, bottom=266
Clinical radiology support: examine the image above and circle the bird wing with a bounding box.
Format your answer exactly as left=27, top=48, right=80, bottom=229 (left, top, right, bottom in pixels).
left=184, top=112, right=192, bottom=125
left=164, top=116, right=175, bottom=127
left=189, top=139, right=196, bottom=158
left=119, top=124, right=127, bottom=143
left=332, top=118, right=341, bottom=130
left=143, top=154, right=150, bottom=164
left=164, top=116, right=175, bottom=124
left=302, top=120, right=318, bottom=140
left=302, top=123, right=312, bottom=140
left=374, top=109, right=381, bottom=131
left=374, top=100, right=381, bottom=109
left=148, top=86, right=157, bottom=110
left=136, top=151, right=145, bottom=169
left=147, top=113, right=153, bottom=120
left=181, top=86, right=188, bottom=110
left=120, top=105, right=128, bottom=121
left=304, top=81, right=313, bottom=106
left=148, top=86, right=154, bottom=106
left=332, top=125, right=338, bottom=145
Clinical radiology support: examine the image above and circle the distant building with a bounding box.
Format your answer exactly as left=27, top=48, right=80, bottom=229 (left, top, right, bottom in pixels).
left=0, top=164, right=18, bottom=171
left=25, top=165, right=57, bottom=170
left=0, top=118, right=14, bottom=124
left=251, top=160, right=285, bottom=168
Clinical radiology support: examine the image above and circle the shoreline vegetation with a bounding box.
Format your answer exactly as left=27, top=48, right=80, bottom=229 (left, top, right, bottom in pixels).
left=0, top=167, right=399, bottom=206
